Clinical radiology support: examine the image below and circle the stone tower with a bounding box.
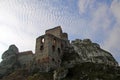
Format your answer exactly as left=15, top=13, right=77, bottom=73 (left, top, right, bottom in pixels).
left=35, top=26, right=69, bottom=72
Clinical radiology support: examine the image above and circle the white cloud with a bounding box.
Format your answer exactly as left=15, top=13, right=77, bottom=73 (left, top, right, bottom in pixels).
left=103, top=0, right=120, bottom=50
left=111, top=0, right=120, bottom=22
left=103, top=25, right=120, bottom=64
left=78, top=0, right=95, bottom=14
left=103, top=0, right=120, bottom=52
left=103, top=24, right=120, bottom=52
left=77, top=0, right=120, bottom=64
left=77, top=1, right=112, bottom=40
left=102, top=0, right=120, bottom=62
left=90, top=4, right=111, bottom=30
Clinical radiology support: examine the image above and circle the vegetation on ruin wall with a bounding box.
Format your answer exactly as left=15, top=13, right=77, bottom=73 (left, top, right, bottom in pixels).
left=0, top=69, right=53, bottom=80
left=63, top=63, right=120, bottom=80
left=1, top=63, right=120, bottom=80
left=27, top=72, right=53, bottom=80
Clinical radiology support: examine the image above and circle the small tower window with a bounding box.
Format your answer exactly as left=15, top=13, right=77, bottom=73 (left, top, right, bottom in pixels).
left=38, top=59, right=40, bottom=64
left=61, top=44, right=63, bottom=49
left=41, top=37, right=45, bottom=44
left=58, top=48, right=61, bottom=54
left=52, top=45, right=55, bottom=52
left=53, top=38, right=56, bottom=45
left=58, top=60, right=60, bottom=63
left=52, top=58, right=55, bottom=62
left=23, top=64, right=26, bottom=67
left=40, top=45, right=44, bottom=50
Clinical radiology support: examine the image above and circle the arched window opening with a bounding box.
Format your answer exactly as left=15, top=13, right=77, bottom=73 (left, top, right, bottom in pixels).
left=23, top=64, right=26, bottom=67
left=53, top=38, right=56, bottom=45
left=41, top=37, right=45, bottom=44
left=52, top=45, right=55, bottom=52
left=52, top=58, right=55, bottom=62
left=61, top=44, right=63, bottom=49
left=40, top=45, right=44, bottom=50
left=38, top=59, right=40, bottom=64
left=58, top=48, right=61, bottom=54
left=58, top=60, right=60, bottom=63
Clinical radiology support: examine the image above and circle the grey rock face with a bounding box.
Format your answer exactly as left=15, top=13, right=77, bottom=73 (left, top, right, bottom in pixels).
left=0, top=45, right=34, bottom=78
left=0, top=45, right=19, bottom=77
left=53, top=67, right=68, bottom=80
left=71, top=39, right=118, bottom=66
left=2, top=45, right=18, bottom=60
left=0, top=38, right=119, bottom=79
left=62, top=46, right=80, bottom=69
left=1, top=45, right=18, bottom=66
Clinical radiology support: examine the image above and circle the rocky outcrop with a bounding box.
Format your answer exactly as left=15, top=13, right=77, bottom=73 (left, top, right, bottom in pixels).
left=0, top=39, right=119, bottom=79
left=0, top=45, right=34, bottom=78
left=55, top=39, right=119, bottom=80
left=71, top=39, right=118, bottom=66
left=53, top=67, right=68, bottom=80
left=0, top=45, right=19, bottom=78
left=0, top=26, right=119, bottom=80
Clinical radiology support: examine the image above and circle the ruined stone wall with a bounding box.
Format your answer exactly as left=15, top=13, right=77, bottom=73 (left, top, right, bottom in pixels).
left=35, top=35, right=49, bottom=63
left=47, top=34, right=62, bottom=69
left=61, top=33, right=68, bottom=40
left=35, top=33, right=69, bottom=71
left=18, top=51, right=34, bottom=68
left=46, top=34, right=70, bottom=70
left=45, top=26, right=62, bottom=38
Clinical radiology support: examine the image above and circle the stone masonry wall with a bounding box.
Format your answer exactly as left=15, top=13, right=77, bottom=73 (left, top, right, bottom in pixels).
left=45, top=26, right=62, bottom=38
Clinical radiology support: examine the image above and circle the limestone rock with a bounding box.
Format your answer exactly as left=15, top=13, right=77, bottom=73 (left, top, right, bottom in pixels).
left=62, top=46, right=80, bottom=68
left=2, top=45, right=18, bottom=60
left=0, top=45, right=19, bottom=78
left=71, top=39, right=118, bottom=66
left=0, top=27, right=119, bottom=79
left=53, top=67, right=68, bottom=80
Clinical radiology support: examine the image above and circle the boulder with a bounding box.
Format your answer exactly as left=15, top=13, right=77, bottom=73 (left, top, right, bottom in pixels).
left=0, top=45, right=19, bottom=78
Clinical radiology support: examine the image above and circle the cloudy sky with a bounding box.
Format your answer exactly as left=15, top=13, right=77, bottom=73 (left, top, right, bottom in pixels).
left=0, top=0, right=120, bottom=64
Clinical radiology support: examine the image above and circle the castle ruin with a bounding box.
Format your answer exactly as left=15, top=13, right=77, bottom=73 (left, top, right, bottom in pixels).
left=0, top=26, right=118, bottom=75
left=34, top=26, right=70, bottom=71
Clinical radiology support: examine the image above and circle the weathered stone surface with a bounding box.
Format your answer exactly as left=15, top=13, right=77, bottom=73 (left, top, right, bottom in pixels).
left=0, top=45, right=35, bottom=78
left=53, top=67, right=68, bottom=80
left=0, top=45, right=19, bottom=78
left=18, top=51, right=34, bottom=69
left=2, top=45, right=18, bottom=60
left=61, top=46, right=80, bottom=69
left=0, top=27, right=119, bottom=80
left=71, top=39, right=118, bottom=66
left=35, top=26, right=70, bottom=72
